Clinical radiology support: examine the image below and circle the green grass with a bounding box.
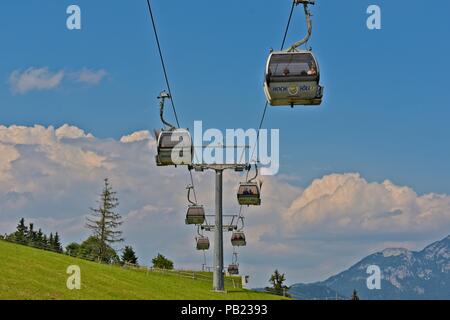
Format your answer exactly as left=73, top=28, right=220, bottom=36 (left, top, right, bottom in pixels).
left=0, top=240, right=285, bottom=300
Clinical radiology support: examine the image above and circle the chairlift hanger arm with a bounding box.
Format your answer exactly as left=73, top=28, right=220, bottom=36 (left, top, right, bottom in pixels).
left=288, top=0, right=315, bottom=52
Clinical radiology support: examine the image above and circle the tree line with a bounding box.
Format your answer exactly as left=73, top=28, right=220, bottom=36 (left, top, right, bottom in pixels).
left=1, top=178, right=173, bottom=269
left=2, top=218, right=63, bottom=253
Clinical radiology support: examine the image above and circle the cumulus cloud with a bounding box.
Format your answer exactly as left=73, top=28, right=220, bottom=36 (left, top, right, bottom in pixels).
left=283, top=173, right=450, bottom=237
left=75, top=68, right=108, bottom=85
left=0, top=144, right=20, bottom=181
left=9, top=67, right=64, bottom=94
left=55, top=124, right=94, bottom=140
left=0, top=124, right=449, bottom=286
left=120, top=131, right=151, bottom=143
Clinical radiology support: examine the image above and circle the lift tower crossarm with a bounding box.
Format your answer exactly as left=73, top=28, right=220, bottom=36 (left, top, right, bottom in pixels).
left=188, top=163, right=250, bottom=292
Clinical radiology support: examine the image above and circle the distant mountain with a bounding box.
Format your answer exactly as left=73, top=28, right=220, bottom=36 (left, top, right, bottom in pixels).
left=289, top=235, right=450, bottom=300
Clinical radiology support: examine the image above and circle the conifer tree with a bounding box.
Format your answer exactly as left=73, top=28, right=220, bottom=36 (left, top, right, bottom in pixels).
left=36, top=229, right=44, bottom=248
left=53, top=232, right=63, bottom=253
left=14, top=218, right=28, bottom=244
left=86, top=179, right=124, bottom=262
left=49, top=233, right=54, bottom=250
left=351, top=289, right=360, bottom=300
left=42, top=234, right=48, bottom=249
left=27, top=223, right=37, bottom=247
left=122, top=246, right=138, bottom=265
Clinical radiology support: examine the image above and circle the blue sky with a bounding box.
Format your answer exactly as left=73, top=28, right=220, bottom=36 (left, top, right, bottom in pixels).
left=1, top=0, right=449, bottom=193
left=1, top=1, right=450, bottom=287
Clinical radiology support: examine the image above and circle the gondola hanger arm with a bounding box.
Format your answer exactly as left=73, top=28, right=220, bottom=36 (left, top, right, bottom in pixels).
left=186, top=184, right=196, bottom=205
left=158, top=91, right=176, bottom=130
left=248, top=163, right=259, bottom=183
left=197, top=225, right=203, bottom=237
left=237, top=216, right=245, bottom=231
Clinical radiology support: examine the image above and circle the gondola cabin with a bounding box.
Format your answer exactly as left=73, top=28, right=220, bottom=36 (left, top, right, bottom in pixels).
left=264, top=50, right=323, bottom=107
left=185, top=205, right=205, bottom=225
left=237, top=182, right=261, bottom=206
left=196, top=236, right=210, bottom=250
left=231, top=231, right=246, bottom=247
left=156, top=129, right=193, bottom=166
left=227, top=264, right=239, bottom=275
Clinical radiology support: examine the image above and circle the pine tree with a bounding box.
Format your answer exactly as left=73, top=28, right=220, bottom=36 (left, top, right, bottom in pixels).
left=53, top=232, right=63, bottom=253
left=14, top=218, right=28, bottom=244
left=36, top=229, right=44, bottom=248
left=86, top=179, right=124, bottom=263
left=268, top=269, right=290, bottom=297
left=122, top=246, right=138, bottom=265
left=269, top=269, right=286, bottom=291
left=42, top=234, right=48, bottom=249
left=49, top=233, right=54, bottom=251
left=27, top=223, right=37, bottom=247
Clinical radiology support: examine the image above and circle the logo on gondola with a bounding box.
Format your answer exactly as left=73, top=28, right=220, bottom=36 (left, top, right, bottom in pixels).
left=272, top=87, right=287, bottom=93
left=299, top=85, right=312, bottom=92
left=288, top=85, right=299, bottom=96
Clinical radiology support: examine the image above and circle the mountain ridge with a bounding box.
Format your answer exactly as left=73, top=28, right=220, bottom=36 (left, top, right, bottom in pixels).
left=289, top=234, right=450, bottom=300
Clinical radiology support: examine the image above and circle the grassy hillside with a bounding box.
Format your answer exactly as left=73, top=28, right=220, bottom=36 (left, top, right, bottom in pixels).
left=0, top=240, right=284, bottom=300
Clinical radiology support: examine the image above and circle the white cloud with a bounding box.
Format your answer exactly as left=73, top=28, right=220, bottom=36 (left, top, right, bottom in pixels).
left=8, top=67, right=108, bottom=95
left=75, top=68, right=108, bottom=85
left=283, top=173, right=450, bottom=236
left=0, top=124, right=449, bottom=286
left=9, top=67, right=64, bottom=94
left=0, top=144, right=20, bottom=182
left=0, top=124, right=57, bottom=145
left=55, top=124, right=93, bottom=140
left=120, top=131, right=151, bottom=143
